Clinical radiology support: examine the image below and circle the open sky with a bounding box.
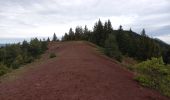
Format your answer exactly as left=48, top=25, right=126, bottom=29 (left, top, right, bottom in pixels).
left=0, top=0, right=170, bottom=44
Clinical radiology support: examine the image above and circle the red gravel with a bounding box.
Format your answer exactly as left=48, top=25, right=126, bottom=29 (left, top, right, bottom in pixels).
left=0, top=41, right=168, bottom=100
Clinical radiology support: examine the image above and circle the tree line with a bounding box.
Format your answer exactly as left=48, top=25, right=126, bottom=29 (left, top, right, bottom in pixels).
left=0, top=38, right=48, bottom=76
left=0, top=19, right=170, bottom=76
left=62, top=19, right=170, bottom=63
left=0, top=31, right=61, bottom=76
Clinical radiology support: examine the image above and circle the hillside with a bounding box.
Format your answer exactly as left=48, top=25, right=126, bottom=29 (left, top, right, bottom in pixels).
left=62, top=20, right=170, bottom=64
left=0, top=41, right=168, bottom=100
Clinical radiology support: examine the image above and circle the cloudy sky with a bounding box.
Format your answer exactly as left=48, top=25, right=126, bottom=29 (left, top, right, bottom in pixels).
left=0, top=0, right=170, bottom=44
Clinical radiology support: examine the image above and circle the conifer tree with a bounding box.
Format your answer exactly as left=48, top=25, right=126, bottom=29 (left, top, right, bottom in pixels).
left=103, top=20, right=114, bottom=46
left=47, top=37, right=50, bottom=42
left=118, top=25, right=123, bottom=31
left=141, top=29, right=146, bottom=36
left=68, top=28, right=75, bottom=40
left=107, top=20, right=113, bottom=34
left=83, top=25, right=89, bottom=40
left=93, top=19, right=104, bottom=46
left=75, top=26, right=83, bottom=40
left=52, top=33, right=58, bottom=41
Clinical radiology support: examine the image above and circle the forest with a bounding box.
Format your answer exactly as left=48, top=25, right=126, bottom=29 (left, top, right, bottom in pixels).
left=62, top=19, right=170, bottom=63
left=0, top=38, right=48, bottom=76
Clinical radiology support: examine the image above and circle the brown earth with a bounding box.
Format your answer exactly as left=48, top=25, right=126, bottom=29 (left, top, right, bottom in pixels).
left=0, top=41, right=169, bottom=100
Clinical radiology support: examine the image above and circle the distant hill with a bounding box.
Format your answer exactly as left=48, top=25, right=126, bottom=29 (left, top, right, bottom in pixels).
left=0, top=44, right=5, bottom=47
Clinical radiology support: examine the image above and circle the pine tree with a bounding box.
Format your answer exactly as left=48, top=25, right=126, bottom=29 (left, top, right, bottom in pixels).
left=83, top=25, right=89, bottom=40
left=75, top=26, right=83, bottom=40
left=107, top=20, right=113, bottom=34
left=141, top=29, right=146, bottom=36
left=103, top=20, right=114, bottom=46
left=118, top=25, right=123, bottom=31
left=68, top=28, right=75, bottom=40
left=92, top=19, right=104, bottom=46
left=63, top=33, right=69, bottom=41
left=52, top=33, right=58, bottom=41
left=103, top=21, right=108, bottom=43
left=47, top=37, right=50, bottom=42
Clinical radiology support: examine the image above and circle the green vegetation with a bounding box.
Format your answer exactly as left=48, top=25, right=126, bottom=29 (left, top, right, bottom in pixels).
left=134, top=57, right=170, bottom=97
left=104, top=34, right=122, bottom=62
left=0, top=32, right=61, bottom=77
left=0, top=38, right=48, bottom=76
left=62, top=19, right=170, bottom=63
left=0, top=64, right=10, bottom=76
left=49, top=53, right=56, bottom=58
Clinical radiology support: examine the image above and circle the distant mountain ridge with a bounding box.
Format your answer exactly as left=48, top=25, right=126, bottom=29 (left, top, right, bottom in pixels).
left=0, top=44, right=5, bottom=47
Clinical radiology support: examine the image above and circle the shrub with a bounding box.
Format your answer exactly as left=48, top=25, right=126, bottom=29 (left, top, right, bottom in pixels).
left=23, top=56, right=34, bottom=64
left=135, top=75, right=152, bottom=87
left=0, top=64, right=9, bottom=76
left=11, top=55, right=24, bottom=69
left=134, top=57, right=170, bottom=97
left=49, top=53, right=56, bottom=58
left=11, top=61, right=20, bottom=69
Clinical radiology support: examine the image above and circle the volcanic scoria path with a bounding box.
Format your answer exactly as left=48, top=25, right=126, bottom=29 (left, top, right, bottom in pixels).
left=0, top=41, right=169, bottom=100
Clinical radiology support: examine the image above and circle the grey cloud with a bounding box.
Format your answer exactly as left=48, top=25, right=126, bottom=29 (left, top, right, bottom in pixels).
left=150, top=25, right=170, bottom=36
left=0, top=0, right=170, bottom=43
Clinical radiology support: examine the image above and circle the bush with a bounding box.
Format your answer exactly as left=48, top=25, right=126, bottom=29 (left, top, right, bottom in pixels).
left=134, top=57, right=170, bottom=97
left=0, top=64, right=9, bottom=76
left=11, top=55, right=24, bottom=69
left=49, top=53, right=56, bottom=58
left=11, top=61, right=20, bottom=69
left=23, top=56, right=34, bottom=64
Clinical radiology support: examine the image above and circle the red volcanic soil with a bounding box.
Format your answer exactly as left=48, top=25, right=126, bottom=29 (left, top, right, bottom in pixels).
left=0, top=41, right=168, bottom=100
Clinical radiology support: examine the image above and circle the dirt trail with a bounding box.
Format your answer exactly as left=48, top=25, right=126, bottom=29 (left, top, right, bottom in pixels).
left=0, top=41, right=168, bottom=100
